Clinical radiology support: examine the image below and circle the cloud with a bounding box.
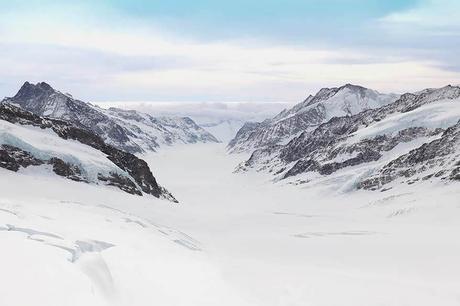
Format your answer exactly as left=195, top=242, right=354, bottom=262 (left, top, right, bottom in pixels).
left=380, top=0, right=460, bottom=32
left=1, top=1, right=460, bottom=101
left=95, top=101, right=293, bottom=123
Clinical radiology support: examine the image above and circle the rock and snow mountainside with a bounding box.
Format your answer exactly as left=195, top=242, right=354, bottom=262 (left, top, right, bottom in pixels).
left=236, top=85, right=460, bottom=191
left=0, top=102, right=177, bottom=202
left=98, top=101, right=294, bottom=143
left=228, top=84, right=399, bottom=153
left=2, top=82, right=218, bottom=154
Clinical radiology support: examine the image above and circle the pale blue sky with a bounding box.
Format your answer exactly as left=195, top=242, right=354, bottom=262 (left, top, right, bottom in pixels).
left=0, top=0, right=459, bottom=102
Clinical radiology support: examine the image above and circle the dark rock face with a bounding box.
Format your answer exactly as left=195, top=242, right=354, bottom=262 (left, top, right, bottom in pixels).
left=106, top=150, right=162, bottom=198
left=0, top=145, right=44, bottom=171
left=280, top=116, right=357, bottom=164
left=0, top=144, right=85, bottom=182
left=48, top=157, right=86, bottom=182
left=0, top=102, right=177, bottom=201
left=98, top=173, right=142, bottom=196
left=236, top=85, right=460, bottom=190
left=3, top=82, right=218, bottom=153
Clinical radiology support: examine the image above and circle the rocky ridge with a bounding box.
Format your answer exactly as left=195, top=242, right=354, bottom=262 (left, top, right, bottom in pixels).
left=228, top=84, right=399, bottom=153
left=3, top=82, right=218, bottom=154
left=235, top=85, right=460, bottom=191
left=0, top=102, right=177, bottom=202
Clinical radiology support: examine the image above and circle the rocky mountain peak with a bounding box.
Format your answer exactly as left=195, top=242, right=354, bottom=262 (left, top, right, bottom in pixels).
left=13, top=81, right=56, bottom=101
left=228, top=84, right=399, bottom=153
left=235, top=84, right=460, bottom=192
left=342, top=83, right=366, bottom=91
left=2, top=81, right=219, bottom=153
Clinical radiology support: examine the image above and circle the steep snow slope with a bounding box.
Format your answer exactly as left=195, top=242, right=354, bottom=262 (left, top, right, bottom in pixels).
left=228, top=84, right=399, bottom=153
left=3, top=82, right=218, bottom=153
left=3, top=144, right=459, bottom=306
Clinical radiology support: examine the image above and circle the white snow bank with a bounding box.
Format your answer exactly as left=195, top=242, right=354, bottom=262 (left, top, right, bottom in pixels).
left=349, top=98, right=460, bottom=143
left=1, top=143, right=459, bottom=306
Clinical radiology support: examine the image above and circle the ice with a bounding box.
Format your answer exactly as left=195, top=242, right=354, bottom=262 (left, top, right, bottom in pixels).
left=0, top=119, right=130, bottom=182
left=1, top=143, right=459, bottom=306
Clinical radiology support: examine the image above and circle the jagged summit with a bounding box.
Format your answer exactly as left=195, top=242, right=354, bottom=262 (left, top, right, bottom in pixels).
left=18, top=81, right=54, bottom=92
left=228, top=84, right=399, bottom=153
left=12, top=81, right=56, bottom=106
left=308, top=83, right=369, bottom=103
left=3, top=81, right=219, bottom=153
left=14, top=81, right=57, bottom=100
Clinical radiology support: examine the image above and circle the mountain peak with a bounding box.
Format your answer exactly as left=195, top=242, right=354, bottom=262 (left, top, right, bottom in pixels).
left=3, top=82, right=219, bottom=153
left=14, top=81, right=55, bottom=100
left=306, top=84, right=373, bottom=108
left=340, top=83, right=367, bottom=91
left=19, top=81, right=54, bottom=91
left=229, top=83, right=399, bottom=153
left=36, top=82, right=54, bottom=91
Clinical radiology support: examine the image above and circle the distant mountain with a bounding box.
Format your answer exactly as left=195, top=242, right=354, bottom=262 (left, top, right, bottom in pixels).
left=228, top=84, right=399, bottom=153
left=196, top=119, right=247, bottom=143
left=3, top=82, right=218, bottom=154
left=0, top=102, right=177, bottom=202
left=235, top=85, right=460, bottom=191
left=102, top=101, right=294, bottom=143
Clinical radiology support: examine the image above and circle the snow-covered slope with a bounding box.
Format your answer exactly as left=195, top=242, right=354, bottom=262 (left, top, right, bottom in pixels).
left=197, top=119, right=246, bottom=143
left=2, top=82, right=218, bottom=153
left=228, top=84, right=399, bottom=153
left=0, top=103, right=176, bottom=201
left=236, top=85, right=460, bottom=191
left=2, top=143, right=460, bottom=306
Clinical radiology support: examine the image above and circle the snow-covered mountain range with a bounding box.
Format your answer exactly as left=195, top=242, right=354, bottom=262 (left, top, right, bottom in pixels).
left=0, top=102, right=176, bottom=201
left=2, top=82, right=218, bottom=154
left=228, top=84, right=399, bottom=153
left=1, top=82, right=460, bottom=306
left=235, top=85, right=460, bottom=191
left=95, top=101, right=294, bottom=143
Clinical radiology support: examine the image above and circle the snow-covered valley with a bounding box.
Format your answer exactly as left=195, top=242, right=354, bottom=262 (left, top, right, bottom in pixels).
left=3, top=0, right=460, bottom=304
left=1, top=143, right=459, bottom=306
